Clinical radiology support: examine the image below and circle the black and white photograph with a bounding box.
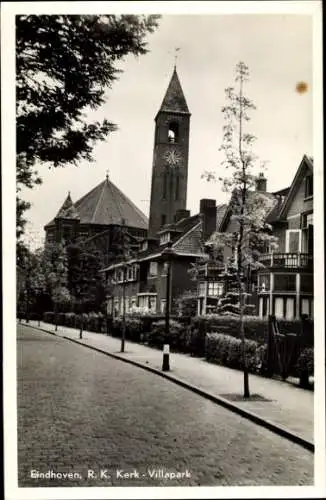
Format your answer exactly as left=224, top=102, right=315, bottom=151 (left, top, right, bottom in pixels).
left=2, top=1, right=325, bottom=499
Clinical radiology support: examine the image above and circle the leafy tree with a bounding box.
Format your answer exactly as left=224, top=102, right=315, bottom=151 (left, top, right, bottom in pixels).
left=41, top=241, right=71, bottom=330
left=203, top=62, right=278, bottom=397
left=17, top=232, right=48, bottom=321
left=176, top=291, right=198, bottom=318
left=68, top=239, right=106, bottom=313
left=16, top=14, right=160, bottom=237
left=104, top=223, right=137, bottom=351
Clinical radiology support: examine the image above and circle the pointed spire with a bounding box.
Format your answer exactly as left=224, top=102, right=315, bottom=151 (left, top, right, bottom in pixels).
left=56, top=192, right=73, bottom=218
left=158, top=67, right=190, bottom=115
left=55, top=192, right=80, bottom=220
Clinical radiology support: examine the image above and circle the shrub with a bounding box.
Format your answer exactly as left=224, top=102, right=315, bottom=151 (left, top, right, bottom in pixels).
left=88, top=312, right=100, bottom=332
left=205, top=332, right=259, bottom=373
left=97, top=312, right=104, bottom=332
left=111, top=319, right=122, bottom=338
left=296, top=347, right=314, bottom=387
left=75, top=313, right=89, bottom=330
left=184, top=326, right=206, bottom=357
left=29, top=312, right=40, bottom=321
left=108, top=317, right=143, bottom=341
left=125, top=318, right=142, bottom=342
left=175, top=292, right=198, bottom=318
left=255, top=344, right=269, bottom=375
left=191, top=315, right=314, bottom=347
left=64, top=312, right=76, bottom=328
left=57, top=312, right=65, bottom=325
left=147, top=320, right=185, bottom=350
left=43, top=311, right=54, bottom=324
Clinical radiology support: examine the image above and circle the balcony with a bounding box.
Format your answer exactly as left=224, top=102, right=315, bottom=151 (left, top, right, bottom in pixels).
left=139, top=280, right=157, bottom=294
left=259, top=253, right=313, bottom=270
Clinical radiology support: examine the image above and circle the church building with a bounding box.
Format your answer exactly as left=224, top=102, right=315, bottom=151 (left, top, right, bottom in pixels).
left=104, top=67, right=220, bottom=316
left=44, top=174, right=148, bottom=267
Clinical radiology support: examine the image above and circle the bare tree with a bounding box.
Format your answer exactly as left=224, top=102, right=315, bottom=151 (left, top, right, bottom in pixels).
left=203, top=62, right=278, bottom=397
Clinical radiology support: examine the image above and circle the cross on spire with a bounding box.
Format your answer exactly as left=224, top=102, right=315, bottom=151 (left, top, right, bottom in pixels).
left=174, top=47, right=181, bottom=69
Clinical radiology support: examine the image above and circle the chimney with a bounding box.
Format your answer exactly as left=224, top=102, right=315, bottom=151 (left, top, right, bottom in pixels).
left=200, top=199, right=217, bottom=240
left=255, top=172, right=267, bottom=192
left=175, top=209, right=190, bottom=222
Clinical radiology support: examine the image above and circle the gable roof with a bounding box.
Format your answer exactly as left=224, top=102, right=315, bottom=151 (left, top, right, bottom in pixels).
left=45, top=177, right=148, bottom=230
left=103, top=212, right=204, bottom=270
left=157, top=67, right=190, bottom=116
left=137, top=213, right=202, bottom=259
left=218, top=190, right=279, bottom=233
left=173, top=221, right=205, bottom=255
left=277, top=154, right=313, bottom=221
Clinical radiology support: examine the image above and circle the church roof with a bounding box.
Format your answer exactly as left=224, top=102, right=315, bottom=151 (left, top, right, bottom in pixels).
left=45, top=177, right=148, bottom=230
left=158, top=67, right=190, bottom=115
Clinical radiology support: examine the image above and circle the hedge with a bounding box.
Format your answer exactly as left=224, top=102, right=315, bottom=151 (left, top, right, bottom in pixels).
left=184, top=322, right=207, bottom=357
left=111, top=317, right=143, bottom=342
left=190, top=315, right=314, bottom=347
left=295, top=347, right=314, bottom=387
left=39, top=310, right=314, bottom=384
left=42, top=311, right=105, bottom=333
left=147, top=320, right=186, bottom=351
left=205, top=332, right=260, bottom=373
left=43, top=311, right=55, bottom=324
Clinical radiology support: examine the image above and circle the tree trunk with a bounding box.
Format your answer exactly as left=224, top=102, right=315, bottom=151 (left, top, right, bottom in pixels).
left=25, top=284, right=30, bottom=323
left=240, top=283, right=250, bottom=398
left=54, top=301, right=58, bottom=331
left=79, top=314, right=83, bottom=339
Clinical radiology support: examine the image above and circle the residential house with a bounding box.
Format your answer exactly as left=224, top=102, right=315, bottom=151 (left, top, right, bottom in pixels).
left=105, top=200, right=219, bottom=316
left=196, top=155, right=313, bottom=319
left=257, top=155, right=313, bottom=319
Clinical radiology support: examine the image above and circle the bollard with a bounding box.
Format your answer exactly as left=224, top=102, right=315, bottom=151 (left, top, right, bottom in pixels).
left=162, top=343, right=170, bottom=371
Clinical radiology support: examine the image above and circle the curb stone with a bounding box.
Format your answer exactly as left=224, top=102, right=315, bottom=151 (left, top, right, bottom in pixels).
left=21, top=322, right=314, bottom=453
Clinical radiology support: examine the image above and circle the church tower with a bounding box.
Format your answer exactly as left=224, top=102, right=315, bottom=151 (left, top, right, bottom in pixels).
left=148, top=67, right=191, bottom=238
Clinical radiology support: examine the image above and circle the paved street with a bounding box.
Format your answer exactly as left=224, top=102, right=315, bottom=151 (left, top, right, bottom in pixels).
left=35, top=320, right=314, bottom=443
left=17, top=324, right=313, bottom=487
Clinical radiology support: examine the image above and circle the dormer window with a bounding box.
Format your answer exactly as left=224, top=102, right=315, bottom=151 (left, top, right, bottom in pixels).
left=168, top=122, right=179, bottom=143
left=160, top=232, right=171, bottom=245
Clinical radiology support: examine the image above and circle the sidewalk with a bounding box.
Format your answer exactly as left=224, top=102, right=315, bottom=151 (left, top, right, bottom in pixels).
left=21, top=320, right=314, bottom=448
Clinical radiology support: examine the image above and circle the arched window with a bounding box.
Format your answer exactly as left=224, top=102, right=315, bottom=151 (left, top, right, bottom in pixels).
left=168, top=122, right=179, bottom=143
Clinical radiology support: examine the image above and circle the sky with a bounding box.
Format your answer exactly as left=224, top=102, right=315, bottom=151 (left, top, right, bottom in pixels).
left=18, top=9, right=315, bottom=246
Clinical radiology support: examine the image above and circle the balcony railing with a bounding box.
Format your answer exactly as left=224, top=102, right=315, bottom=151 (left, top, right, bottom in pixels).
left=259, top=253, right=313, bottom=269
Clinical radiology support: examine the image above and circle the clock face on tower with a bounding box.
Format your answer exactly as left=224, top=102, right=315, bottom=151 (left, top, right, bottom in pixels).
left=163, top=147, right=182, bottom=168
